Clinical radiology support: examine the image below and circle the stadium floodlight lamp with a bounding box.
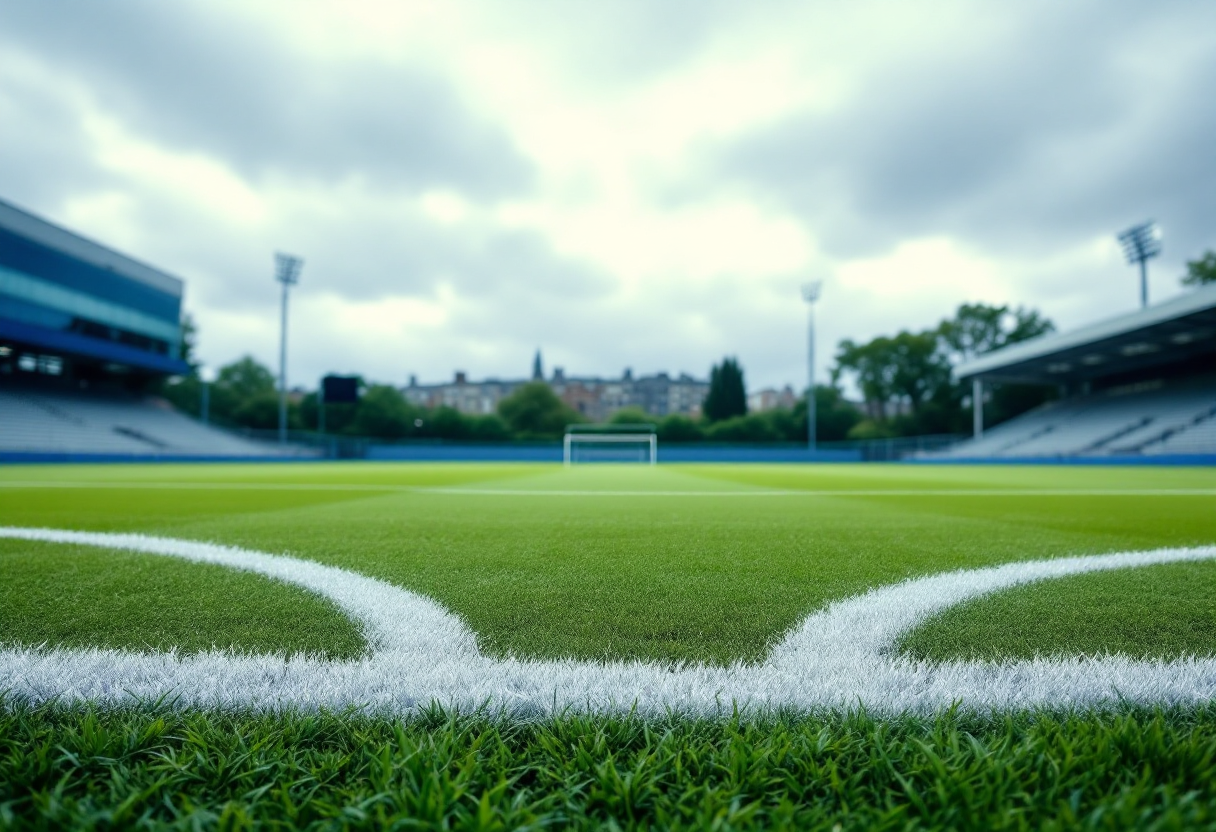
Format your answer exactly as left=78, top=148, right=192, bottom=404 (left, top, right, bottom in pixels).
left=1116, top=221, right=1162, bottom=309
left=274, top=252, right=304, bottom=444
left=275, top=252, right=303, bottom=286
left=801, top=281, right=823, bottom=452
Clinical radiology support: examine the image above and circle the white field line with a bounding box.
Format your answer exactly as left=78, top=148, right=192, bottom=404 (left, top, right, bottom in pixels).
left=418, top=488, right=1216, bottom=497
left=0, top=481, right=1214, bottom=497
left=3, top=526, right=1216, bottom=716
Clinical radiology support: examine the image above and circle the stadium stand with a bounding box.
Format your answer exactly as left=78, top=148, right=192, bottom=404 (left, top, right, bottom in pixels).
left=936, top=377, right=1216, bottom=459
left=0, top=197, right=308, bottom=459
left=943, top=284, right=1216, bottom=460
left=0, top=384, right=292, bottom=457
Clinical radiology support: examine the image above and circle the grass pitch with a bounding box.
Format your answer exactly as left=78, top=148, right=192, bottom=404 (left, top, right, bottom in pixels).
left=2, top=461, right=1216, bottom=828
left=3, top=462, right=1214, bottom=664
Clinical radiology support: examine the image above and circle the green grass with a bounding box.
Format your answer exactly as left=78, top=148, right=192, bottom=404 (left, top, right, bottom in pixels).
left=2, top=461, right=1216, bottom=828
left=4, top=701, right=1216, bottom=830
left=901, top=560, right=1216, bottom=662
left=0, top=540, right=366, bottom=659
left=1, top=463, right=1213, bottom=665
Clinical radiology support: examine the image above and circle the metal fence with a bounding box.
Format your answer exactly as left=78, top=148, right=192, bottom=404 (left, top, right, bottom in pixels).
left=232, top=428, right=968, bottom=463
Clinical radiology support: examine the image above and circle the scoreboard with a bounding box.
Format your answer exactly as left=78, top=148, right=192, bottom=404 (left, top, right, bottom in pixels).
left=321, top=375, right=359, bottom=403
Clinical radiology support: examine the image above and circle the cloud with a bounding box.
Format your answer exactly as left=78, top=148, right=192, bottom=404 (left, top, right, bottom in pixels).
left=718, top=1, right=1216, bottom=263
left=0, top=53, right=119, bottom=208
left=0, top=2, right=534, bottom=198
left=2, top=0, right=1214, bottom=392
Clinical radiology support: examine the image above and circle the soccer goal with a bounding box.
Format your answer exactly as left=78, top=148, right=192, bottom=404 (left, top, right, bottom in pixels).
left=564, top=424, right=657, bottom=465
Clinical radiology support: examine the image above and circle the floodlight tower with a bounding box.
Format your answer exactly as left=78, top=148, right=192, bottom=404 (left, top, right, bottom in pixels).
left=1116, top=221, right=1162, bottom=308
left=274, top=252, right=304, bottom=444
left=199, top=364, right=217, bottom=425
left=801, top=281, right=823, bottom=452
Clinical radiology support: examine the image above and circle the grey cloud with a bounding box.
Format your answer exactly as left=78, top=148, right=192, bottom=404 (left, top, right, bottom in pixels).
left=485, top=0, right=744, bottom=90
left=0, top=4, right=614, bottom=355
left=89, top=184, right=615, bottom=316
left=0, top=2, right=533, bottom=198
left=0, top=65, right=119, bottom=208
left=718, top=1, right=1216, bottom=263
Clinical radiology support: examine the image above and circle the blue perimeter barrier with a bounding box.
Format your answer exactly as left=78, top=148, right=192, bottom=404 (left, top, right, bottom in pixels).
left=2, top=448, right=1211, bottom=465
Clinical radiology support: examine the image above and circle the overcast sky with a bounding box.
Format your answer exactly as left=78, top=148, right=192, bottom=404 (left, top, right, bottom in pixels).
left=2, top=1, right=1213, bottom=391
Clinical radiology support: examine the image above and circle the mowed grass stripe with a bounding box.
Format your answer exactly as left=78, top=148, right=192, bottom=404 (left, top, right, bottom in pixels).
left=0, top=462, right=1211, bottom=661
left=3, top=464, right=1214, bottom=666
left=2, top=461, right=1215, bottom=828
left=901, top=559, right=1216, bottom=662
left=0, top=540, right=367, bottom=659
left=1, top=480, right=1214, bottom=496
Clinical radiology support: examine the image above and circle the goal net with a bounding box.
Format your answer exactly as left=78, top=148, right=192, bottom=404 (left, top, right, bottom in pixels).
left=564, top=424, right=657, bottom=465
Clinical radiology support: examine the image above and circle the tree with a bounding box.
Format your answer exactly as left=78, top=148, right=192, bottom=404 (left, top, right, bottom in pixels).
left=177, top=312, right=198, bottom=369
left=657, top=414, right=703, bottom=442
left=937, top=303, right=1056, bottom=430
left=834, top=303, right=1057, bottom=437
left=159, top=373, right=200, bottom=416
left=231, top=393, right=284, bottom=430
left=788, top=385, right=864, bottom=442
left=1182, top=251, right=1216, bottom=287
left=887, top=330, right=952, bottom=416
left=703, top=358, right=747, bottom=422
left=468, top=414, right=510, bottom=441
left=170, top=355, right=277, bottom=427
left=206, top=356, right=277, bottom=428
left=847, top=419, right=898, bottom=440
left=350, top=385, right=416, bottom=438
left=216, top=356, right=277, bottom=401
left=835, top=337, right=894, bottom=421
left=497, top=382, right=581, bottom=438
left=835, top=333, right=949, bottom=423
left=609, top=407, right=653, bottom=425
left=704, top=414, right=778, bottom=442
left=425, top=406, right=472, bottom=440
left=160, top=354, right=279, bottom=427
left=158, top=312, right=200, bottom=414
left=938, top=303, right=1054, bottom=363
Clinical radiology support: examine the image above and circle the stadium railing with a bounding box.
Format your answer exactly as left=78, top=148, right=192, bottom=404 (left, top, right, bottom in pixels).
left=232, top=429, right=968, bottom=462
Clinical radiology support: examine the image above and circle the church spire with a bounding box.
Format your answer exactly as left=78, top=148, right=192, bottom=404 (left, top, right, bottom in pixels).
left=532, top=349, right=543, bottom=380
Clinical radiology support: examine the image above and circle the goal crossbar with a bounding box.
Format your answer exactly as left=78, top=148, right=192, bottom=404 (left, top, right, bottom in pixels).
left=563, top=431, right=657, bottom=466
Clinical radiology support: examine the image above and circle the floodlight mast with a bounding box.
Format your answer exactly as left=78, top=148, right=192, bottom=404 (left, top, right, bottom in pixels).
left=199, top=364, right=217, bottom=426
left=1116, top=221, right=1162, bottom=309
left=275, top=253, right=303, bottom=445
left=801, top=281, right=823, bottom=452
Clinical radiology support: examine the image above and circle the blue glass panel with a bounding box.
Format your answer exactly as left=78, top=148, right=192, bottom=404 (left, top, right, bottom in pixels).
left=0, top=226, right=181, bottom=323
left=0, top=315, right=189, bottom=375
left=0, top=289, right=177, bottom=359
left=0, top=292, right=73, bottom=330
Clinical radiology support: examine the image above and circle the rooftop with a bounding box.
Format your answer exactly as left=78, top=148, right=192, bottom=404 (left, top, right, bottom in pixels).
left=0, top=198, right=183, bottom=297
left=956, top=284, right=1216, bottom=385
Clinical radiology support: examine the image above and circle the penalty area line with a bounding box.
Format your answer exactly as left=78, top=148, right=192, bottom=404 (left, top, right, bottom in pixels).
left=3, top=526, right=1216, bottom=714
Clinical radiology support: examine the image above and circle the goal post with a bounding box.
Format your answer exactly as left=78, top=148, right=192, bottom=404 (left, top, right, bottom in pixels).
left=563, top=423, right=657, bottom=466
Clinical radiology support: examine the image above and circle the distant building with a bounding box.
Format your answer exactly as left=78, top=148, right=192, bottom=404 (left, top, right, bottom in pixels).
left=402, top=353, right=709, bottom=421
left=403, top=371, right=523, bottom=415
left=748, top=385, right=799, bottom=413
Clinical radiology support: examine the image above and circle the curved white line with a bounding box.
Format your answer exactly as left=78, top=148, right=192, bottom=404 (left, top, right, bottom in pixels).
left=2, top=526, right=1215, bottom=715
